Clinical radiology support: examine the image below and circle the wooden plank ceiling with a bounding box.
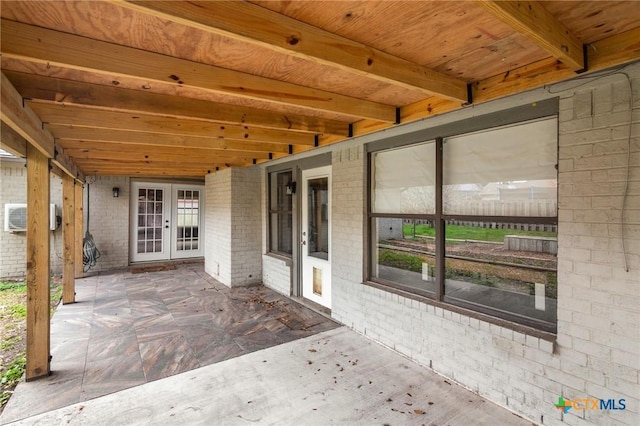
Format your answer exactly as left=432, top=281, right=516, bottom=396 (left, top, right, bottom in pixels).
left=1, top=1, right=639, bottom=178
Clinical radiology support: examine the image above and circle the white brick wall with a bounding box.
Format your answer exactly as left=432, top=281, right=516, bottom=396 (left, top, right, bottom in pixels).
left=205, top=169, right=232, bottom=284
left=260, top=62, right=640, bottom=425
left=230, top=167, right=262, bottom=286
left=83, top=176, right=130, bottom=273
left=0, top=160, right=64, bottom=279
left=205, top=167, right=262, bottom=287
left=262, top=255, right=291, bottom=296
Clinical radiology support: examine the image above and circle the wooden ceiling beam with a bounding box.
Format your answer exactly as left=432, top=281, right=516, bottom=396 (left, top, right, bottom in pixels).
left=1, top=72, right=54, bottom=158
left=5, top=71, right=350, bottom=136
left=73, top=150, right=264, bottom=168
left=320, top=26, right=640, bottom=151
left=475, top=1, right=585, bottom=71
left=1, top=19, right=395, bottom=122
left=63, top=148, right=272, bottom=163
left=1, top=121, right=27, bottom=158
left=49, top=126, right=289, bottom=154
left=28, top=102, right=316, bottom=146
left=116, top=0, right=468, bottom=103
left=75, top=164, right=212, bottom=177
left=474, top=26, right=640, bottom=103
left=1, top=72, right=84, bottom=182
left=56, top=133, right=290, bottom=154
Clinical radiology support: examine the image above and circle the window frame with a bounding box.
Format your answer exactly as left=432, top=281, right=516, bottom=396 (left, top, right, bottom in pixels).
left=366, top=100, right=559, bottom=334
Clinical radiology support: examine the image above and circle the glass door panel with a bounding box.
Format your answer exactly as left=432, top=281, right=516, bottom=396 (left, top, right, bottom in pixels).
left=131, top=183, right=171, bottom=262
left=171, top=185, right=204, bottom=259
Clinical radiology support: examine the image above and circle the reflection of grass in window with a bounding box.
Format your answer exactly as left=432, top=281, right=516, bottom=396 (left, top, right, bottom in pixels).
left=403, top=224, right=556, bottom=242
left=378, top=247, right=558, bottom=299
left=378, top=249, right=428, bottom=273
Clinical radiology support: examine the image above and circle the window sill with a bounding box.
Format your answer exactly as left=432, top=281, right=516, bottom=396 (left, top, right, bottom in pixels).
left=364, top=280, right=557, bottom=344
left=265, top=252, right=293, bottom=266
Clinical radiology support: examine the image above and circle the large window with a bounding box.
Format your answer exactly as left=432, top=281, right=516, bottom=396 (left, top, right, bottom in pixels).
left=269, top=170, right=294, bottom=256
left=369, top=116, right=558, bottom=333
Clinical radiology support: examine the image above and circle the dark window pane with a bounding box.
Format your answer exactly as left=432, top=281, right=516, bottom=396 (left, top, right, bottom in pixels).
left=307, top=177, right=328, bottom=260
left=269, top=170, right=293, bottom=256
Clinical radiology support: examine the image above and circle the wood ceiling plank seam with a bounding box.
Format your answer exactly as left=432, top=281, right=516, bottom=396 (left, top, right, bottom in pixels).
left=115, top=0, right=468, bottom=102
left=4, top=71, right=351, bottom=136
left=1, top=19, right=396, bottom=122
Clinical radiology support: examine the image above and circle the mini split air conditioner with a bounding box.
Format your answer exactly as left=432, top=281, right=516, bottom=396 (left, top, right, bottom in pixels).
left=4, top=204, right=57, bottom=232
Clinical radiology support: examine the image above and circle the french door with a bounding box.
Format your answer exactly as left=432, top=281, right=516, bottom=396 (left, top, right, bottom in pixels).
left=130, top=182, right=204, bottom=262
left=301, top=166, right=331, bottom=309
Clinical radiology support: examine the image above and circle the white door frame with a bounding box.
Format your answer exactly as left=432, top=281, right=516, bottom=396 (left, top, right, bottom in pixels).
left=301, top=166, right=331, bottom=309
left=130, top=182, right=205, bottom=263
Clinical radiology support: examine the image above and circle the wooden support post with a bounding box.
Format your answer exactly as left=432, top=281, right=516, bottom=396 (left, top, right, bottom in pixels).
left=26, top=144, right=51, bottom=381
left=62, top=175, right=75, bottom=304
left=74, top=182, right=84, bottom=278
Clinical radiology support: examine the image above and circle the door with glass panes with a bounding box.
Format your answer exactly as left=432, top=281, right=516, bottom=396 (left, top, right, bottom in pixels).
left=131, top=183, right=204, bottom=262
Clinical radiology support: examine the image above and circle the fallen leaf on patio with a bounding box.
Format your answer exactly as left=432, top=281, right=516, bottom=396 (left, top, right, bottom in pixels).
left=414, top=409, right=425, bottom=415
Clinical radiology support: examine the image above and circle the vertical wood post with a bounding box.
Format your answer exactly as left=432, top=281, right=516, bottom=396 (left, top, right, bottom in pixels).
left=62, top=175, right=75, bottom=304
left=74, top=182, right=84, bottom=278
left=26, top=144, right=51, bottom=380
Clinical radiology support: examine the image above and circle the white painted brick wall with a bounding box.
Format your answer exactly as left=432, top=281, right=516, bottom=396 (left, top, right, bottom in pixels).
left=0, top=160, right=64, bottom=279
left=257, top=64, right=640, bottom=425
left=205, top=169, right=232, bottom=285
left=230, top=167, right=262, bottom=286
left=82, top=176, right=130, bottom=273
left=205, top=167, right=262, bottom=287
left=262, top=255, right=291, bottom=296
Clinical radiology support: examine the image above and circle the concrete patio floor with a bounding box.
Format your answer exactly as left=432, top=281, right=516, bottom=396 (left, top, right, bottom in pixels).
left=1, top=264, right=532, bottom=425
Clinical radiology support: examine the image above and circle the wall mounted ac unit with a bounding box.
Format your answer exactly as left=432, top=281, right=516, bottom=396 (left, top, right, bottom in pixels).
left=4, top=204, right=57, bottom=232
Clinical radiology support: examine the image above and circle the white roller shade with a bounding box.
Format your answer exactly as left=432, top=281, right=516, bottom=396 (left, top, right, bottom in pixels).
left=443, top=117, right=558, bottom=216
left=443, top=117, right=557, bottom=185
left=373, top=142, right=435, bottom=214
